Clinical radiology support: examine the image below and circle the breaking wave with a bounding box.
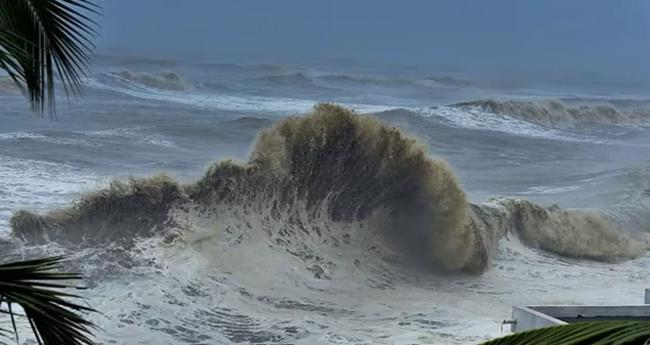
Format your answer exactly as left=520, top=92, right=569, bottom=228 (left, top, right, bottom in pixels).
left=111, top=70, right=188, bottom=91
left=453, top=99, right=650, bottom=128
left=473, top=198, right=644, bottom=261
left=10, top=104, right=644, bottom=277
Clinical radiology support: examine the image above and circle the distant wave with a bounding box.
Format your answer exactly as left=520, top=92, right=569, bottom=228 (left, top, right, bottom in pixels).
left=255, top=73, right=313, bottom=86
left=111, top=70, right=188, bottom=91
left=12, top=104, right=643, bottom=279
left=317, top=74, right=415, bottom=87
left=316, top=74, right=473, bottom=89
left=402, top=107, right=604, bottom=143
left=85, top=76, right=392, bottom=114
left=422, top=76, right=473, bottom=88
left=220, top=116, right=274, bottom=128
left=452, top=99, right=650, bottom=128
left=95, top=54, right=179, bottom=68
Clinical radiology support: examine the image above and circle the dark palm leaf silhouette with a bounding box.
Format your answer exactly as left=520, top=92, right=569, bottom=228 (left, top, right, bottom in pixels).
left=0, top=0, right=99, bottom=116
left=0, top=256, right=96, bottom=345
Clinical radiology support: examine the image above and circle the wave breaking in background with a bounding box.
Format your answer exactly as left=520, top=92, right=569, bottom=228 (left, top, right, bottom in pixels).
left=112, top=70, right=188, bottom=91
left=453, top=99, right=650, bottom=128
left=80, top=68, right=650, bottom=144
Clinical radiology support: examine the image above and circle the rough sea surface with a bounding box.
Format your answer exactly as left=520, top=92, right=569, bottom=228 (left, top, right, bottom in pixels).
left=1, top=55, right=650, bottom=344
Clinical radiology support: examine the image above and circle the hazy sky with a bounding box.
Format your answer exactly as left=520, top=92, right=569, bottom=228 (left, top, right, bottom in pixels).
left=97, top=0, right=650, bottom=85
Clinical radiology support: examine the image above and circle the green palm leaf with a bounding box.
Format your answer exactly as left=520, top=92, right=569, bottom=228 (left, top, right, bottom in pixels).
left=480, top=321, right=650, bottom=345
left=0, top=256, right=96, bottom=345
left=0, top=0, right=99, bottom=116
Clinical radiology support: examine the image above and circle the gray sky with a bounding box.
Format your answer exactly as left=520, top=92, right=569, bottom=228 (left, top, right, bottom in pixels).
left=97, top=0, right=650, bottom=86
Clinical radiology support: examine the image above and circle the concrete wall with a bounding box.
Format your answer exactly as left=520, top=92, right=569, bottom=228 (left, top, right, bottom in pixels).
left=511, top=305, right=650, bottom=333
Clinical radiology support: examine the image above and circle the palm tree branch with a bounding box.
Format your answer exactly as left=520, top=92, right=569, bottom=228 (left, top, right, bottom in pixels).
left=0, top=0, right=99, bottom=116
left=7, top=303, right=18, bottom=344
left=0, top=256, right=96, bottom=345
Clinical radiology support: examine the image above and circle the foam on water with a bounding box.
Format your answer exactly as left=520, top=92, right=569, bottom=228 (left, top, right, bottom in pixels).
left=0, top=132, right=48, bottom=140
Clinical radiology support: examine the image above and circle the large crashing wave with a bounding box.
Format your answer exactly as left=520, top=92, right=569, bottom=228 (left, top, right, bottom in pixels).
left=10, top=104, right=644, bottom=275
left=453, top=99, right=650, bottom=128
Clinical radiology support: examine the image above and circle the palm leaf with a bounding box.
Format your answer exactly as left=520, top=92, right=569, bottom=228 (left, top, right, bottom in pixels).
left=0, top=256, right=96, bottom=345
left=0, top=0, right=99, bottom=116
left=480, top=321, right=650, bottom=345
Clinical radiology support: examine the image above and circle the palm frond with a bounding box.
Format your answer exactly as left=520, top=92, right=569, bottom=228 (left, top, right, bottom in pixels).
left=0, top=256, right=96, bottom=345
left=480, top=321, right=650, bottom=345
left=0, top=0, right=100, bottom=116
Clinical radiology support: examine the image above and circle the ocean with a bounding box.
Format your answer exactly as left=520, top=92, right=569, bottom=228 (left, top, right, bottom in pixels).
left=1, top=54, right=650, bottom=344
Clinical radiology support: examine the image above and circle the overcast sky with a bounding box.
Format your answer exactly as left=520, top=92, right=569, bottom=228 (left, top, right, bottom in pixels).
left=97, top=0, right=650, bottom=84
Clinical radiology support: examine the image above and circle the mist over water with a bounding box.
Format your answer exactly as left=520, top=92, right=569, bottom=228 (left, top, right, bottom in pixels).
left=2, top=53, right=650, bottom=344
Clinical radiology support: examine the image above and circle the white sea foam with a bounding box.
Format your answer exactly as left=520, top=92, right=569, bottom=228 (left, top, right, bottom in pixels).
left=0, top=132, right=47, bottom=140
